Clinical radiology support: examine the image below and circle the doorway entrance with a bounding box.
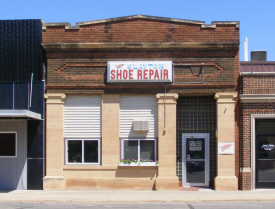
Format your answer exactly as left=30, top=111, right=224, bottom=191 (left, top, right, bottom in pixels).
left=256, top=119, right=275, bottom=188
left=182, top=133, right=209, bottom=187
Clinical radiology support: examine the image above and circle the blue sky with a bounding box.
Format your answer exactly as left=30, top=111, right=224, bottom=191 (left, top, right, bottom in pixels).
left=0, top=0, right=274, bottom=61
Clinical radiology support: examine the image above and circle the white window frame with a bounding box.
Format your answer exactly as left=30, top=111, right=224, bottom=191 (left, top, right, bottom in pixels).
left=120, top=138, right=157, bottom=163
left=0, top=131, right=17, bottom=158
left=66, top=138, right=100, bottom=165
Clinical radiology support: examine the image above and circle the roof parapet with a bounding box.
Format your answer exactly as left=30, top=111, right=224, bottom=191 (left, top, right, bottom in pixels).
left=42, top=15, right=239, bottom=30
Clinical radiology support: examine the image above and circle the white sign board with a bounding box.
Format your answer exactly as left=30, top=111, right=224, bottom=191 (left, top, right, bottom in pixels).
left=218, top=142, right=235, bottom=155
left=107, top=61, right=172, bottom=83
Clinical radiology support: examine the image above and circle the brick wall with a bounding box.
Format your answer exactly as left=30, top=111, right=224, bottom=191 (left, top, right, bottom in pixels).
left=43, top=17, right=239, bottom=95
left=241, top=76, right=275, bottom=94
left=43, top=19, right=239, bottom=43
left=240, top=74, right=275, bottom=190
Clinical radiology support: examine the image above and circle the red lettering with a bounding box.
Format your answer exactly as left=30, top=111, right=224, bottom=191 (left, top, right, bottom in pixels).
left=149, top=70, right=154, bottom=79
left=137, top=70, right=142, bottom=79
left=117, top=70, right=122, bottom=79
left=123, top=70, right=128, bottom=79
left=110, top=70, right=115, bottom=79
left=164, top=69, right=168, bottom=79
left=154, top=70, right=159, bottom=79
left=129, top=70, right=133, bottom=79
left=144, top=69, right=148, bottom=79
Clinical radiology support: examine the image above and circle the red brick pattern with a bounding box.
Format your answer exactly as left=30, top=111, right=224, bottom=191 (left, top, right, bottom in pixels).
left=241, top=76, right=275, bottom=94
left=240, top=74, right=275, bottom=190
left=43, top=19, right=239, bottom=43
left=240, top=171, right=251, bottom=190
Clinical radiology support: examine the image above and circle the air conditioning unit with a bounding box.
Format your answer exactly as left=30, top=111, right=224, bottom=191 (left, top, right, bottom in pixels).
left=133, top=121, right=149, bottom=131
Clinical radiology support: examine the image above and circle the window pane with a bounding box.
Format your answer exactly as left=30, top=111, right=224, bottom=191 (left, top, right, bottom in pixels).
left=257, top=136, right=275, bottom=159
left=186, top=161, right=205, bottom=183
left=258, top=160, right=275, bottom=182
left=140, top=140, right=154, bottom=161
left=0, top=133, right=16, bottom=156
left=186, top=138, right=205, bottom=159
left=84, top=140, right=98, bottom=163
left=256, top=120, right=275, bottom=133
left=68, top=140, right=82, bottom=163
left=123, top=140, right=138, bottom=161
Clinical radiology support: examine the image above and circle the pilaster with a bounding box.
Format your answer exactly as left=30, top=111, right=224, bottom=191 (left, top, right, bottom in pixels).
left=155, top=93, right=179, bottom=190
left=101, top=94, right=120, bottom=166
left=214, top=92, right=238, bottom=190
left=43, top=93, right=66, bottom=190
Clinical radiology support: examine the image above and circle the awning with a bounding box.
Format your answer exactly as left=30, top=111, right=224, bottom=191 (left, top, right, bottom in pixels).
left=0, top=110, right=41, bottom=120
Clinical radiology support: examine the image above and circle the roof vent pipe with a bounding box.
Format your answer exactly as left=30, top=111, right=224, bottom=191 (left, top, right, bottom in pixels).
left=244, top=37, right=248, bottom=61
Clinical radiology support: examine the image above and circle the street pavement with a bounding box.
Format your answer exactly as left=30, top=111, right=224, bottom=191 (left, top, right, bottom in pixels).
left=0, top=189, right=275, bottom=202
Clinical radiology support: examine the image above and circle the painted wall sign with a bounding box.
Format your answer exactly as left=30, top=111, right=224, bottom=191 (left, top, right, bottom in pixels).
left=218, top=142, right=235, bottom=155
left=107, top=61, right=172, bottom=83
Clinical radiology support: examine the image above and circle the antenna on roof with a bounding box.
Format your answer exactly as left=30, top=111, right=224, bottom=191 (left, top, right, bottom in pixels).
left=244, top=37, right=248, bottom=61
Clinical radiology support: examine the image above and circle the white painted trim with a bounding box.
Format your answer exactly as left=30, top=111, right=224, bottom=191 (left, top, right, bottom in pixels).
left=251, top=114, right=275, bottom=190
left=0, top=110, right=41, bottom=120
left=65, top=138, right=101, bottom=165
left=0, top=131, right=17, bottom=158
left=182, top=133, right=210, bottom=187
left=240, top=94, right=275, bottom=103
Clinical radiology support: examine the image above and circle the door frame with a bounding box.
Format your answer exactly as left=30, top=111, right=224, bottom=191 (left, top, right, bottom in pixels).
left=182, top=133, right=210, bottom=187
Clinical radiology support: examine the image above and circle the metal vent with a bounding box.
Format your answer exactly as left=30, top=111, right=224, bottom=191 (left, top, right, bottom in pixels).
left=251, top=51, right=267, bottom=61
left=133, top=121, right=149, bottom=131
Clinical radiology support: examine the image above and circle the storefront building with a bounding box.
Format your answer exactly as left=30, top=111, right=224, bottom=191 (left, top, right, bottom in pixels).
left=240, top=60, right=275, bottom=190
left=42, top=15, right=240, bottom=190
left=0, top=20, right=45, bottom=190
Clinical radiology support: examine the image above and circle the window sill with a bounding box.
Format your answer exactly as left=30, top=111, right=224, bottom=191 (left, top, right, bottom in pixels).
left=64, top=165, right=117, bottom=170
left=118, top=162, right=158, bottom=166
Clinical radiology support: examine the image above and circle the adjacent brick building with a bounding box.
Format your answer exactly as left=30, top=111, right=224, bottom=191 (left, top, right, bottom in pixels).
left=240, top=61, right=275, bottom=190
left=42, top=15, right=240, bottom=190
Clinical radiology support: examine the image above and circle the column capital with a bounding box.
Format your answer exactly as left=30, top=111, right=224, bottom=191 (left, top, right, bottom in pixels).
left=215, top=92, right=237, bottom=103
left=156, top=93, right=178, bottom=104
left=44, top=93, right=66, bottom=104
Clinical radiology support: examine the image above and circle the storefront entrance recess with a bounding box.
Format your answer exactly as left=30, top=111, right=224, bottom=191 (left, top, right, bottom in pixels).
left=182, top=133, right=209, bottom=187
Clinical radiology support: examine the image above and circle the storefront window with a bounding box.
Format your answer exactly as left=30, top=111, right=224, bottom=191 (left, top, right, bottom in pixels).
left=121, top=139, right=156, bottom=163
left=66, top=139, right=99, bottom=164
left=0, top=133, right=16, bottom=157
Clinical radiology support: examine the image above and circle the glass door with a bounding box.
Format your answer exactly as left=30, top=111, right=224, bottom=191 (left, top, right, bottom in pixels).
left=256, top=135, right=275, bottom=188
left=256, top=119, right=275, bottom=188
left=182, top=133, right=209, bottom=187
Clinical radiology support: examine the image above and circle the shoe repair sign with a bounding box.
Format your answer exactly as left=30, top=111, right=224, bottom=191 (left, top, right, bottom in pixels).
left=107, top=61, right=172, bottom=83
left=218, top=142, right=235, bottom=154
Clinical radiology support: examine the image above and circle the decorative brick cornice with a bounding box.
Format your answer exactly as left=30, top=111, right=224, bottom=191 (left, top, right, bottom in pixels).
left=42, top=42, right=239, bottom=50
left=42, top=15, right=239, bottom=29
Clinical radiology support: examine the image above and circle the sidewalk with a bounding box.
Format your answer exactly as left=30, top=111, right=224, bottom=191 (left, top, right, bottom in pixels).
left=0, top=189, right=275, bottom=202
